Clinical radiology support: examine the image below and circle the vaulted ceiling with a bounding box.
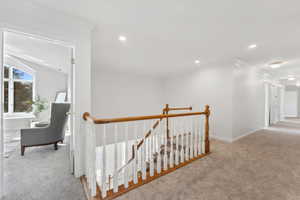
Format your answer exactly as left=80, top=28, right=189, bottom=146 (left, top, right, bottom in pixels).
left=30, top=0, right=300, bottom=78
left=4, top=32, right=70, bottom=74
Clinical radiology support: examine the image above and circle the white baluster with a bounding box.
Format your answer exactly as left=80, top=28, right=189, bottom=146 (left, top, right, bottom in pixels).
left=91, top=124, right=97, bottom=196
left=197, top=116, right=201, bottom=155
left=190, top=117, right=194, bottom=159
left=133, top=123, right=138, bottom=184
left=175, top=118, right=179, bottom=165
left=85, top=123, right=90, bottom=191
left=113, top=124, right=119, bottom=193
left=198, top=116, right=203, bottom=155
left=85, top=122, right=97, bottom=197
left=142, top=121, right=147, bottom=180
left=193, top=117, right=198, bottom=157
left=101, top=124, right=107, bottom=197
left=124, top=124, right=129, bottom=188
left=163, top=118, right=168, bottom=171
left=169, top=119, right=174, bottom=168
left=157, top=120, right=162, bottom=173
left=150, top=120, right=154, bottom=176
left=201, top=116, right=205, bottom=154
left=185, top=118, right=189, bottom=161
left=180, top=118, right=184, bottom=163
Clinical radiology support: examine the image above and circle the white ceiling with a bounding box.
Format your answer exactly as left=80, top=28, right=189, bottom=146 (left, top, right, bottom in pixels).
left=4, top=32, right=71, bottom=73
left=30, top=0, right=300, bottom=78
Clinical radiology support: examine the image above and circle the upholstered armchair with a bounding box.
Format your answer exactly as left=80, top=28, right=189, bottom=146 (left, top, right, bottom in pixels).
left=20, top=103, right=70, bottom=156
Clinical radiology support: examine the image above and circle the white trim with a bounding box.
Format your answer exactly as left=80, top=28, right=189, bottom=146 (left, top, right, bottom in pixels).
left=210, top=134, right=232, bottom=143
left=231, top=128, right=263, bottom=143
left=264, top=126, right=300, bottom=135
left=3, top=28, right=75, bottom=49
left=284, top=115, right=298, bottom=117
left=211, top=128, right=263, bottom=143
left=3, top=113, right=34, bottom=120
left=0, top=28, right=4, bottom=199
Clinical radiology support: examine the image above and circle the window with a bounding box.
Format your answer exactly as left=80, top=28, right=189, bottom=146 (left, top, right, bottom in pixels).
left=3, top=65, right=35, bottom=115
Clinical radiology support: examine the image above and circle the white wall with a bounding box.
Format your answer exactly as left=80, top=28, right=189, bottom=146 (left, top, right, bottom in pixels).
left=163, top=65, right=234, bottom=142
left=0, top=0, right=93, bottom=178
left=285, top=86, right=299, bottom=117
left=91, top=63, right=267, bottom=143
left=232, top=64, right=265, bottom=140
left=91, top=68, right=164, bottom=144
left=92, top=69, right=163, bottom=117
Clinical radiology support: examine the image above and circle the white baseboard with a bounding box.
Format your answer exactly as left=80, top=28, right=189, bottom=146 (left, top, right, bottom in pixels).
left=211, top=128, right=263, bottom=143
left=210, top=134, right=232, bottom=143
left=231, top=128, right=263, bottom=143
left=285, top=115, right=298, bottom=118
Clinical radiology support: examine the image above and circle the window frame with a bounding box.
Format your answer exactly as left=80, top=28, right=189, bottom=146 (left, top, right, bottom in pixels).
left=3, top=64, right=36, bottom=118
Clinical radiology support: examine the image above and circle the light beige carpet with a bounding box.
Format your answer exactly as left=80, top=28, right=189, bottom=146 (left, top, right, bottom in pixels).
left=4, top=145, right=85, bottom=200
left=5, top=123, right=300, bottom=200
left=116, top=128, right=300, bottom=200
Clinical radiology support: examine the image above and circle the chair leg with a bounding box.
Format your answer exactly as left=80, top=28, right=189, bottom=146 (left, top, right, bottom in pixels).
left=21, top=146, right=25, bottom=156
left=54, top=142, right=58, bottom=150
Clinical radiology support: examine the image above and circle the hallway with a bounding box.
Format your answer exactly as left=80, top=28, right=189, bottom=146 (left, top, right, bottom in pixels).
left=115, top=127, right=300, bottom=200
left=3, top=120, right=300, bottom=200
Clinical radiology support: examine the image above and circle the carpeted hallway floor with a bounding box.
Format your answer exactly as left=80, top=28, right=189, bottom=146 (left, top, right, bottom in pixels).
left=3, top=144, right=85, bottom=200
left=4, top=120, right=300, bottom=200
left=115, top=127, right=300, bottom=200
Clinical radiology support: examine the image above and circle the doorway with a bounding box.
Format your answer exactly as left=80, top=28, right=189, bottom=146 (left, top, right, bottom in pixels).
left=284, top=90, right=298, bottom=118
left=265, top=83, right=285, bottom=127
left=0, top=29, right=76, bottom=198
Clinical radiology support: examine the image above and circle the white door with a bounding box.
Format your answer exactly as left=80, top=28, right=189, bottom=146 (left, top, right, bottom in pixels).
left=284, top=91, right=298, bottom=117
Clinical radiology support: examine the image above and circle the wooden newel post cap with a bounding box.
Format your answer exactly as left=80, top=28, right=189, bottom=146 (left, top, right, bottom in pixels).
left=205, top=105, right=210, bottom=115
left=83, top=112, right=90, bottom=120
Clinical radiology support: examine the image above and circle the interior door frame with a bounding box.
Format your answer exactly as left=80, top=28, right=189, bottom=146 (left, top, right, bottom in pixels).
left=0, top=28, right=76, bottom=198
left=0, top=28, right=4, bottom=199
left=265, top=81, right=285, bottom=128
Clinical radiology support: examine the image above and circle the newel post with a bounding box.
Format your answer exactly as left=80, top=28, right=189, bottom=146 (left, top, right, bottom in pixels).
left=204, top=105, right=210, bottom=153
left=165, top=104, right=169, bottom=138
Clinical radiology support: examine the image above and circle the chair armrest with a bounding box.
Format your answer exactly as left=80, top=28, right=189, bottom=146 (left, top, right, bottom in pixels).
left=21, top=127, right=48, bottom=135
left=21, top=127, right=51, bottom=146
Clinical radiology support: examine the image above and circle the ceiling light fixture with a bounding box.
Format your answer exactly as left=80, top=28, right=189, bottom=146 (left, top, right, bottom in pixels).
left=248, top=44, right=257, bottom=49
left=194, top=60, right=200, bottom=64
left=297, top=81, right=300, bottom=87
left=118, top=35, right=127, bottom=42
left=288, top=76, right=296, bottom=81
left=268, top=61, right=285, bottom=69
left=269, top=64, right=281, bottom=69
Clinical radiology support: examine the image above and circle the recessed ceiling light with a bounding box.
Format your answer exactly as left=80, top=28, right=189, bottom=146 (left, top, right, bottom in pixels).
left=296, top=81, right=300, bottom=87
left=288, top=76, right=296, bottom=81
left=194, top=60, right=200, bottom=64
left=268, top=61, right=285, bottom=69
left=269, top=64, right=281, bottom=69
left=118, top=35, right=127, bottom=42
left=248, top=44, right=257, bottom=49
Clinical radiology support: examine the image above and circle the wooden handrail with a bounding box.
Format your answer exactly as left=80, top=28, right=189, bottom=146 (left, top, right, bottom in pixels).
left=163, top=106, right=192, bottom=112
left=83, top=111, right=207, bottom=124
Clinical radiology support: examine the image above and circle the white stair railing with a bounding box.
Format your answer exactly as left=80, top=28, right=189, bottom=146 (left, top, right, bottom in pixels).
left=82, top=105, right=210, bottom=199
